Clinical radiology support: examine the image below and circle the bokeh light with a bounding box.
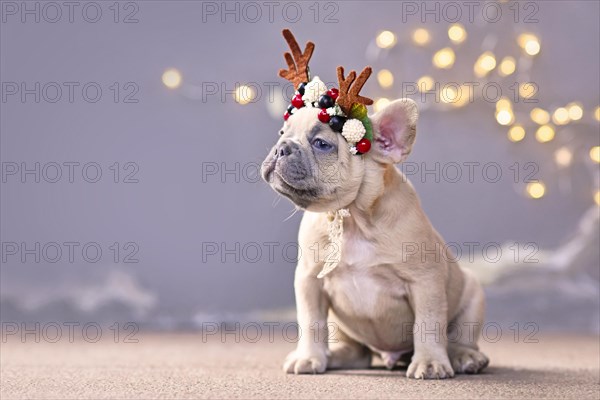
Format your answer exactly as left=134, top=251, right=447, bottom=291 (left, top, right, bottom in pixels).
left=417, top=75, right=434, bottom=92
left=535, top=124, right=555, bottom=143
left=474, top=51, right=497, bottom=77
left=566, top=102, right=583, bottom=121
left=233, top=85, right=256, bottom=105
left=526, top=182, right=546, bottom=199
left=448, top=24, right=467, bottom=44
left=508, top=125, right=526, bottom=142
left=498, top=57, right=516, bottom=77
left=496, top=109, right=514, bottom=125
left=519, top=83, right=537, bottom=99
left=433, top=47, right=455, bottom=69
left=162, top=68, right=182, bottom=89
left=552, top=107, right=570, bottom=125
left=554, top=147, right=573, bottom=167
left=374, top=97, right=390, bottom=112
left=376, top=30, right=397, bottom=49
left=530, top=108, right=550, bottom=125
left=377, top=69, right=394, bottom=88
left=590, top=146, right=600, bottom=163
left=412, top=28, right=431, bottom=46
left=518, top=33, right=541, bottom=56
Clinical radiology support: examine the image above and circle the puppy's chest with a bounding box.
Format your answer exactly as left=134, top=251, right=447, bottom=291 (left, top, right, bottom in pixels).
left=339, top=235, right=374, bottom=267
left=323, top=237, right=409, bottom=316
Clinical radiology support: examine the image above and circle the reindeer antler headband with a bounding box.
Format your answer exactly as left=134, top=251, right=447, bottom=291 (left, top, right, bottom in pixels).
left=278, top=29, right=374, bottom=155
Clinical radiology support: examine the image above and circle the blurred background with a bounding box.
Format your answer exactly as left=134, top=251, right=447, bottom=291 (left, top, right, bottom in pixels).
left=1, top=0, right=599, bottom=334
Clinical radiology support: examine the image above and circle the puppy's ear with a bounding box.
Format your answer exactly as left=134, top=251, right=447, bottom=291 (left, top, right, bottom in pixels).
left=370, top=98, right=418, bottom=164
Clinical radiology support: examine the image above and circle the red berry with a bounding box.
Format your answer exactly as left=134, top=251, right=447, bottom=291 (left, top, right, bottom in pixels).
left=291, top=93, right=304, bottom=108
left=356, top=138, right=371, bottom=153
left=318, top=109, right=330, bottom=123
left=327, top=88, right=339, bottom=100
left=284, top=111, right=290, bottom=121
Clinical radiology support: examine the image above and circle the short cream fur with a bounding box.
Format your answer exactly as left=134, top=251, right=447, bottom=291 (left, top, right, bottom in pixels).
left=261, top=98, right=489, bottom=379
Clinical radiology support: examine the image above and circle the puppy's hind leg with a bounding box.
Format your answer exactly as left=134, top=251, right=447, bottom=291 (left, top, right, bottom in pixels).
left=326, top=317, right=371, bottom=370
left=447, top=270, right=489, bottom=374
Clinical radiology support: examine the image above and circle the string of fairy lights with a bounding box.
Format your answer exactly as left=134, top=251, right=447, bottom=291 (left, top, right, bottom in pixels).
left=369, top=25, right=599, bottom=204
left=159, top=23, right=600, bottom=205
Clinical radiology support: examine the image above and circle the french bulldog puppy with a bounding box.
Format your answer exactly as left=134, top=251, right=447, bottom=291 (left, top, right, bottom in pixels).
left=261, top=99, right=489, bottom=379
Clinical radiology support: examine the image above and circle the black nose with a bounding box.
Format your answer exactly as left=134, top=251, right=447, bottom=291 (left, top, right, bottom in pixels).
left=276, top=140, right=296, bottom=158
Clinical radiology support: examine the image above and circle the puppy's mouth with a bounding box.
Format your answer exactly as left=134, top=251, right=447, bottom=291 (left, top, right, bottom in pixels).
left=271, top=169, right=318, bottom=201
left=261, top=160, right=319, bottom=207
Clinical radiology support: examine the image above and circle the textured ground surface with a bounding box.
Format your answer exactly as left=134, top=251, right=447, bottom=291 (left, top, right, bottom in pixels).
left=1, top=332, right=599, bottom=399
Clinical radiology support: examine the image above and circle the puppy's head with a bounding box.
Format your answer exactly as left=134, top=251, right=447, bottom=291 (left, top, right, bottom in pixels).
left=261, top=98, right=418, bottom=211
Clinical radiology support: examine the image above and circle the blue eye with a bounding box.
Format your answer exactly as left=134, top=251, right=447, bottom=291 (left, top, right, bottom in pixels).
left=312, top=138, right=333, bottom=152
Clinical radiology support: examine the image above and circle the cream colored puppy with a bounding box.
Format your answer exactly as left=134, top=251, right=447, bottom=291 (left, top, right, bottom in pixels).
left=261, top=99, right=489, bottom=379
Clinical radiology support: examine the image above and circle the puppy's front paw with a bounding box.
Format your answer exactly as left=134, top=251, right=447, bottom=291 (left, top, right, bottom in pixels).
left=407, top=354, right=454, bottom=379
left=449, top=347, right=489, bottom=374
left=283, top=349, right=327, bottom=374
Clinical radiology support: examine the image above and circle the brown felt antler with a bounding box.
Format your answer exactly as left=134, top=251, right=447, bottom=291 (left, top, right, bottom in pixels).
left=278, top=29, right=315, bottom=90
left=336, top=66, right=374, bottom=114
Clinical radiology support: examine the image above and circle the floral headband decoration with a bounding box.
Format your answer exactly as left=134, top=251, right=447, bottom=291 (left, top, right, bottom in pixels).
left=278, top=29, right=375, bottom=155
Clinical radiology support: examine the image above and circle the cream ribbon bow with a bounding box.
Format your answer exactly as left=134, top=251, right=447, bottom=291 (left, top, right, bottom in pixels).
left=317, top=208, right=350, bottom=279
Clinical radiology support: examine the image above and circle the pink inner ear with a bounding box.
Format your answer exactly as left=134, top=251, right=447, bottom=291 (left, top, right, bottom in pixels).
left=375, top=118, right=404, bottom=155
left=371, top=98, right=418, bottom=163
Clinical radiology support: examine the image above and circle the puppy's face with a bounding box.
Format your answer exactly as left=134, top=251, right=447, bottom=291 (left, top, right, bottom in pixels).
left=261, top=99, right=418, bottom=211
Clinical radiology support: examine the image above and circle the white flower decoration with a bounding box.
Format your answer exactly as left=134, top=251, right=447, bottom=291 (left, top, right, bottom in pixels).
left=326, top=104, right=345, bottom=116
left=302, top=77, right=327, bottom=104
left=349, top=146, right=358, bottom=155
left=341, top=119, right=366, bottom=143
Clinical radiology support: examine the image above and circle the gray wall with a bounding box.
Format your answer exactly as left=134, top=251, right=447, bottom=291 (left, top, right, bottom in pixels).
left=1, top=1, right=599, bottom=331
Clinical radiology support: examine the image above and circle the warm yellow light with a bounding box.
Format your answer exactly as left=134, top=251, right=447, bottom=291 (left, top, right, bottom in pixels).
left=517, top=33, right=536, bottom=48
left=519, top=83, right=536, bottom=99
left=535, top=125, right=555, bottom=143
left=376, top=30, right=397, bottom=49
left=162, top=68, right=182, bottom=89
left=595, top=107, right=600, bottom=121
left=496, top=110, right=514, bottom=126
left=233, top=85, right=256, bottom=105
left=590, top=146, right=600, bottom=163
left=440, top=86, right=458, bottom=104
left=566, top=102, right=583, bottom=121
left=474, top=51, right=496, bottom=77
left=525, top=40, right=541, bottom=56
left=433, top=47, right=455, bottom=69
left=374, top=98, right=390, bottom=112
left=412, top=28, right=430, bottom=46
left=496, top=97, right=512, bottom=111
left=474, top=51, right=497, bottom=78
left=518, top=33, right=541, bottom=56
left=554, top=147, right=573, bottom=167
left=526, top=182, right=546, bottom=199
left=595, top=190, right=600, bottom=206
left=498, top=57, right=516, bottom=77
left=552, top=107, right=570, bottom=125
left=417, top=75, right=434, bottom=92
left=453, top=86, right=470, bottom=107
left=377, top=69, right=394, bottom=88
left=530, top=108, right=550, bottom=125
left=448, top=24, right=466, bottom=44
left=508, top=125, right=526, bottom=142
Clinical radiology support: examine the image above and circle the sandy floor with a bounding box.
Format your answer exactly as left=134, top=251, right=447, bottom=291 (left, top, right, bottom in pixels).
left=1, top=332, right=599, bottom=399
